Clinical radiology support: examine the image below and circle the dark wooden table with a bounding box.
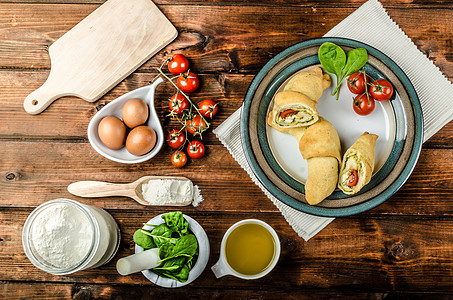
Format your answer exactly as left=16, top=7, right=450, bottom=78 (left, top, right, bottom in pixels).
left=1, top=0, right=452, bottom=298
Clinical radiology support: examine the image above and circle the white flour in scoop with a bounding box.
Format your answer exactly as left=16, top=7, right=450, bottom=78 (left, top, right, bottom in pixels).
left=141, top=179, right=204, bottom=206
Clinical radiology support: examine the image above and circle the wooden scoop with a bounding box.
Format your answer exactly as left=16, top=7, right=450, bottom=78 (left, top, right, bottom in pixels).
left=67, top=176, right=193, bottom=206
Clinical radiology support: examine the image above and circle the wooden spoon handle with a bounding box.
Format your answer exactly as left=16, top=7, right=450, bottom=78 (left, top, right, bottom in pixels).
left=68, top=181, right=135, bottom=199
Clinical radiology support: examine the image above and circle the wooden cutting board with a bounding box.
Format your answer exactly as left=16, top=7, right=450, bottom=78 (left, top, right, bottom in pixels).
left=24, top=0, right=177, bottom=114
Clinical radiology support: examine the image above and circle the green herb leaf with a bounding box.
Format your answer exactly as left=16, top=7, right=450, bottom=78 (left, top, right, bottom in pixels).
left=136, top=212, right=199, bottom=283
left=161, top=211, right=189, bottom=237
left=140, top=228, right=179, bottom=248
left=172, top=264, right=190, bottom=282
left=318, top=42, right=346, bottom=76
left=318, top=42, right=368, bottom=100
left=159, top=234, right=198, bottom=263
left=133, top=229, right=155, bottom=249
left=158, top=242, right=174, bottom=259
left=154, top=256, right=187, bottom=272
left=343, top=48, right=368, bottom=78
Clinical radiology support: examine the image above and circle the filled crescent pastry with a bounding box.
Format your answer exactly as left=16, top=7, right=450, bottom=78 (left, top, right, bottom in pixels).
left=338, top=132, right=378, bottom=195
left=283, top=67, right=331, bottom=102
left=267, top=91, right=319, bottom=130
left=268, top=67, right=330, bottom=131
left=299, top=118, right=342, bottom=205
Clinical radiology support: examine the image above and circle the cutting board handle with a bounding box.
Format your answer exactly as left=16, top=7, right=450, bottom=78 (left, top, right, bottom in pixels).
left=24, top=78, right=68, bottom=115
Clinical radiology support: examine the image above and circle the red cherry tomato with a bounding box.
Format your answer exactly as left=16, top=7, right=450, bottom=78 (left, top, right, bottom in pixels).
left=187, top=140, right=206, bottom=159
left=168, top=54, right=189, bottom=75
left=169, top=93, right=189, bottom=115
left=198, top=99, right=219, bottom=118
left=167, top=129, right=186, bottom=149
left=347, top=169, right=359, bottom=187
left=185, top=115, right=207, bottom=136
left=171, top=151, right=188, bottom=168
left=280, top=109, right=298, bottom=119
left=347, top=71, right=373, bottom=94
left=353, top=93, right=375, bottom=116
left=177, top=72, right=199, bottom=93
left=369, top=79, right=394, bottom=101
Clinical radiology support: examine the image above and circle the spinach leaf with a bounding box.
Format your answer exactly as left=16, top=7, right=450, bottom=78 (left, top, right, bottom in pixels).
left=318, top=42, right=346, bottom=77
left=151, top=224, right=173, bottom=237
left=135, top=212, right=199, bottom=283
left=172, top=264, right=190, bottom=282
left=159, top=234, right=198, bottom=263
left=343, top=48, right=368, bottom=78
left=158, top=242, right=174, bottom=259
left=133, top=229, right=155, bottom=249
left=161, top=211, right=189, bottom=237
left=171, top=234, right=198, bottom=258
left=154, top=256, right=187, bottom=272
left=139, top=229, right=179, bottom=247
left=154, top=260, right=190, bottom=283
left=318, top=42, right=368, bottom=100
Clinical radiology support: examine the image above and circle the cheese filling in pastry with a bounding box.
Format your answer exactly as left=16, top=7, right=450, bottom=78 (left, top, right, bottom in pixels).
left=268, top=91, right=319, bottom=129
left=275, top=105, right=317, bottom=127
left=338, top=132, right=378, bottom=195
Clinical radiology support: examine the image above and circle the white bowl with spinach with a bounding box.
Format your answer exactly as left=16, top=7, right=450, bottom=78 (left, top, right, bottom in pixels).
left=134, top=211, right=210, bottom=288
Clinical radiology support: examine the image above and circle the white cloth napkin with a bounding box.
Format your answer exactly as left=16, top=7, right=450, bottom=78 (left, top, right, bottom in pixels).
left=213, top=0, right=453, bottom=241
left=325, top=0, right=453, bottom=142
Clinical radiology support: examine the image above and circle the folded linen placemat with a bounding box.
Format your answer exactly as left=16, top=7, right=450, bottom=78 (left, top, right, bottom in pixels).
left=213, top=0, right=453, bottom=241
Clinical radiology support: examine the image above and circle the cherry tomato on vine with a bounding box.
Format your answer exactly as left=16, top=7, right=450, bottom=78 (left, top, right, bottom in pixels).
left=177, top=72, right=199, bottom=93
left=168, top=54, right=189, bottom=75
left=171, top=151, right=188, bottom=168
left=187, top=140, right=206, bottom=159
left=169, top=93, right=189, bottom=115
left=347, top=71, right=373, bottom=95
left=353, top=93, right=375, bottom=116
left=167, top=129, right=186, bottom=149
left=198, top=99, right=219, bottom=118
left=369, top=79, right=394, bottom=101
left=186, top=115, right=207, bottom=136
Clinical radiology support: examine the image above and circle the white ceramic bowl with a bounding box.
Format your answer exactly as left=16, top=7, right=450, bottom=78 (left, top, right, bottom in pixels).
left=87, top=77, right=164, bottom=164
left=135, top=213, right=210, bottom=288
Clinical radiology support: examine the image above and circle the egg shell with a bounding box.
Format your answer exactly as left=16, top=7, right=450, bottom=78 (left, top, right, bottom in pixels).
left=126, top=125, right=157, bottom=156
left=98, top=116, right=126, bottom=150
left=122, top=98, right=149, bottom=129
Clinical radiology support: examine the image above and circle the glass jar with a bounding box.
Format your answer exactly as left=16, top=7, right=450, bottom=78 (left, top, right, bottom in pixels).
left=22, top=199, right=120, bottom=275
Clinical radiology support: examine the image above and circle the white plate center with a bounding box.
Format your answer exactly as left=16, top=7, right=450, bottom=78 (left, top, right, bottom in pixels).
left=267, top=71, right=396, bottom=184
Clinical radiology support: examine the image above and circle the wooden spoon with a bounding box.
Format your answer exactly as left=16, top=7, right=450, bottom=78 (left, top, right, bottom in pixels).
left=67, top=176, right=193, bottom=206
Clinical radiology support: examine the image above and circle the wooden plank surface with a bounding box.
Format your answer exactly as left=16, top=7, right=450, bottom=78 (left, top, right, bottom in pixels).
left=2, top=209, right=453, bottom=291
left=1, top=141, right=453, bottom=216
left=1, top=0, right=452, bottom=298
left=0, top=4, right=452, bottom=77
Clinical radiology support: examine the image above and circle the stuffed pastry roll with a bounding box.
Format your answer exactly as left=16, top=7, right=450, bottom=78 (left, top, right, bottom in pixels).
left=299, top=118, right=342, bottom=205
left=267, top=91, right=319, bottom=130
left=338, top=132, right=378, bottom=195
left=283, top=67, right=331, bottom=102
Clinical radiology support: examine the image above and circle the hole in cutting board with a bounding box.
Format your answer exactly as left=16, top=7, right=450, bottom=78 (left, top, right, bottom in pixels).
left=32, top=100, right=38, bottom=105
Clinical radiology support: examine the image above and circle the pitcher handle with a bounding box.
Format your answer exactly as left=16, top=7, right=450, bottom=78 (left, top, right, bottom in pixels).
left=211, top=257, right=232, bottom=278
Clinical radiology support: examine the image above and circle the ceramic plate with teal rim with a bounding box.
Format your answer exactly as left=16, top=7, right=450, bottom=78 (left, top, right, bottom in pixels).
left=241, top=37, right=423, bottom=217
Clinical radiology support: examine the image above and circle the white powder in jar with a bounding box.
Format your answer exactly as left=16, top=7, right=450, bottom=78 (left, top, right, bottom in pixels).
left=31, top=203, right=93, bottom=269
left=141, top=179, right=204, bottom=206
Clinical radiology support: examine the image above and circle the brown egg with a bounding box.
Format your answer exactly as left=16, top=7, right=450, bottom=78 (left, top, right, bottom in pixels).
left=126, top=125, right=157, bottom=156
left=98, top=116, right=126, bottom=150
left=122, top=98, right=149, bottom=129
